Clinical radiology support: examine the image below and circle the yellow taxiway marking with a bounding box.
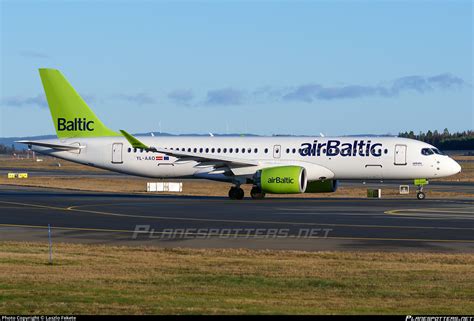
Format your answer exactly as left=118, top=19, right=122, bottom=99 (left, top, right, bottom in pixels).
left=1, top=223, right=474, bottom=243
left=1, top=200, right=474, bottom=232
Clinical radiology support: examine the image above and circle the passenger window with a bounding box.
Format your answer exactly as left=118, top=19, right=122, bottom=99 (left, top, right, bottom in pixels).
left=218, top=148, right=221, bottom=153
left=242, top=149, right=245, bottom=154
left=205, top=148, right=209, bottom=153
left=264, top=148, right=268, bottom=153
left=199, top=148, right=203, bottom=153
left=254, top=148, right=258, bottom=153
left=193, top=148, right=197, bottom=153
left=229, top=148, right=233, bottom=153
left=292, top=148, right=296, bottom=154
left=223, top=148, right=227, bottom=153
left=211, top=148, right=215, bottom=153
left=286, top=148, right=290, bottom=154
left=128, top=148, right=131, bottom=153
left=248, top=148, right=251, bottom=153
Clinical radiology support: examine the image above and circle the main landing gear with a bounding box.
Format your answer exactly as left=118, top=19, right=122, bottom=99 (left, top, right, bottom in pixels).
left=250, top=186, right=266, bottom=200
left=228, top=186, right=266, bottom=200
left=228, top=186, right=244, bottom=200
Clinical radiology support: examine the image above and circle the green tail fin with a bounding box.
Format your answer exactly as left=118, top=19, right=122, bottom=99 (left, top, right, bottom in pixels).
left=39, top=68, right=119, bottom=138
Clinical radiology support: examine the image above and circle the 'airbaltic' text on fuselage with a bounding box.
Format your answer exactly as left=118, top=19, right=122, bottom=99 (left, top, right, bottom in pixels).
left=299, top=140, right=383, bottom=157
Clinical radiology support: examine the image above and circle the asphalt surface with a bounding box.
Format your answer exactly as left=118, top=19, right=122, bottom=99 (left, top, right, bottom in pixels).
left=1, top=167, right=473, bottom=194
left=0, top=185, right=473, bottom=252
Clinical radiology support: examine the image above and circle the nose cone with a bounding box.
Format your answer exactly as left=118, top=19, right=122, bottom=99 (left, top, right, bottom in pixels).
left=449, top=158, right=462, bottom=176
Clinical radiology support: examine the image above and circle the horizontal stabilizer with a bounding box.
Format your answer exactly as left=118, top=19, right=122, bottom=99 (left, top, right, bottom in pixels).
left=16, top=140, right=85, bottom=151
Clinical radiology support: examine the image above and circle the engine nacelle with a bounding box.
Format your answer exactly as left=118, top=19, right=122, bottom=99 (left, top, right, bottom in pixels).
left=254, top=166, right=307, bottom=194
left=305, top=180, right=338, bottom=193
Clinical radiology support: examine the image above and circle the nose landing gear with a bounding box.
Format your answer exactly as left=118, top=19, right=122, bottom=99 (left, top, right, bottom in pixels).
left=414, top=178, right=428, bottom=200
left=416, top=190, right=426, bottom=200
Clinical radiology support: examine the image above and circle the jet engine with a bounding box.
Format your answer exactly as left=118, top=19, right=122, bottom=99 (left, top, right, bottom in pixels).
left=253, top=166, right=307, bottom=194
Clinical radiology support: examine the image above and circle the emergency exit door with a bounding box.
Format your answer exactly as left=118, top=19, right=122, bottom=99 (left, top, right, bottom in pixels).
left=394, top=144, right=407, bottom=165
left=112, top=143, right=123, bottom=164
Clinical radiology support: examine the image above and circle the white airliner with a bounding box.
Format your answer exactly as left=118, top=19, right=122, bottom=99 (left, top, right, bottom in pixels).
left=19, top=69, right=462, bottom=200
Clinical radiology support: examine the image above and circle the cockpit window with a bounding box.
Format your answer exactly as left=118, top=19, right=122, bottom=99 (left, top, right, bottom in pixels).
left=431, top=148, right=445, bottom=155
left=421, top=148, right=434, bottom=156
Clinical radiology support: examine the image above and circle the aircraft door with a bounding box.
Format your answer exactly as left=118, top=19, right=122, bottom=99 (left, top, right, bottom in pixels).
left=394, top=144, right=407, bottom=165
left=273, top=145, right=281, bottom=159
left=112, top=143, right=123, bottom=164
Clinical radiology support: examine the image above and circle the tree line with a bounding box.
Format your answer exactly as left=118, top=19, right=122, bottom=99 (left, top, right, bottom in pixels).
left=399, top=129, right=474, bottom=150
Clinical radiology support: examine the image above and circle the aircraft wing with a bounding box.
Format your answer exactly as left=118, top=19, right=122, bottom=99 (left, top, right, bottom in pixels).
left=16, top=140, right=85, bottom=151
left=120, top=130, right=258, bottom=167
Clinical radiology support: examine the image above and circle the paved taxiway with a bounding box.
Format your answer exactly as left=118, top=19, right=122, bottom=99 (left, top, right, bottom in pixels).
left=0, top=185, right=473, bottom=252
left=1, top=168, right=473, bottom=194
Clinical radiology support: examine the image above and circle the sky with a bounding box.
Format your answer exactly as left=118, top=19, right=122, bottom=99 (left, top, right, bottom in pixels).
left=0, top=0, right=472, bottom=137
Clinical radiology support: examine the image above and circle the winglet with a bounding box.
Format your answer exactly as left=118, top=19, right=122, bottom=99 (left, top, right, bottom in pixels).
left=120, top=130, right=150, bottom=150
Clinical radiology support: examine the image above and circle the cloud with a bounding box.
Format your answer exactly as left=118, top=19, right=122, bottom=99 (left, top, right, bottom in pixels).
left=205, top=88, right=245, bottom=105
left=427, top=73, right=465, bottom=88
left=168, top=89, right=194, bottom=105
left=282, top=73, right=467, bottom=103
left=2, top=73, right=465, bottom=110
left=1, top=94, right=48, bottom=108
left=19, top=51, right=51, bottom=59
left=115, top=93, right=155, bottom=105
left=1, top=94, right=98, bottom=109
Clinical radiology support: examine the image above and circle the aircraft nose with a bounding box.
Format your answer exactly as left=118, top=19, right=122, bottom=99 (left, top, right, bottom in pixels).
left=450, top=158, right=462, bottom=175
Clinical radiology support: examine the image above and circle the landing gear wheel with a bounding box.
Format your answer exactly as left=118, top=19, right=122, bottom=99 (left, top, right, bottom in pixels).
left=417, top=191, right=426, bottom=200
left=228, top=187, right=244, bottom=200
left=250, top=186, right=266, bottom=200
left=228, top=187, right=237, bottom=200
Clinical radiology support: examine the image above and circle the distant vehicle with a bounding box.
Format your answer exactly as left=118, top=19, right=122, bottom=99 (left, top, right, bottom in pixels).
left=19, top=69, right=461, bottom=200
